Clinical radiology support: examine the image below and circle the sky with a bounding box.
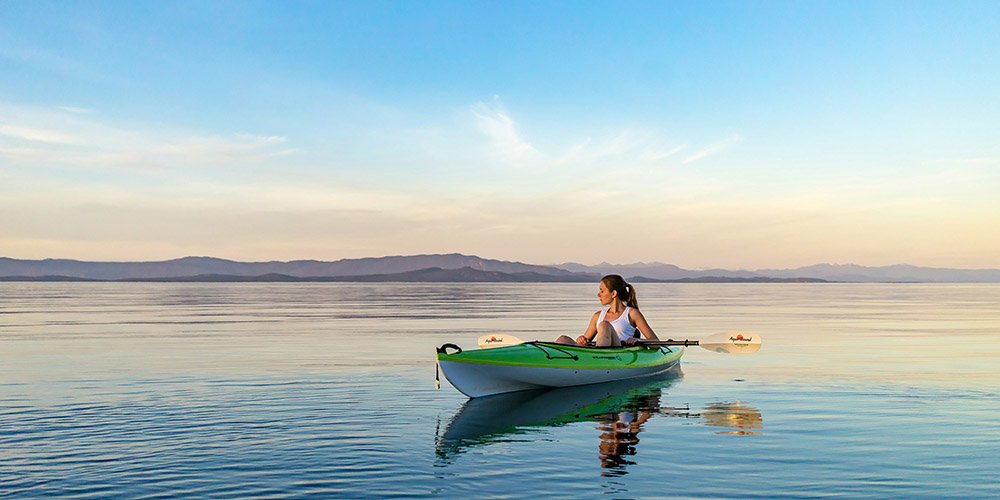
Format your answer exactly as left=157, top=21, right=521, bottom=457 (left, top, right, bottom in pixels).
left=1, top=1, right=998, bottom=269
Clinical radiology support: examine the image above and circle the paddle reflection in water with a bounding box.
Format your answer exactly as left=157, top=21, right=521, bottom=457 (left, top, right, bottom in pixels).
left=436, top=370, right=764, bottom=475
left=700, top=401, right=763, bottom=435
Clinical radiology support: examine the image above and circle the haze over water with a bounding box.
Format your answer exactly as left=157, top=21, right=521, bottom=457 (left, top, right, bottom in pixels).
left=2, top=282, right=998, bottom=497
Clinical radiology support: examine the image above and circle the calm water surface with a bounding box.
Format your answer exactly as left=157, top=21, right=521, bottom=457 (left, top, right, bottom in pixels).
left=2, top=283, right=999, bottom=498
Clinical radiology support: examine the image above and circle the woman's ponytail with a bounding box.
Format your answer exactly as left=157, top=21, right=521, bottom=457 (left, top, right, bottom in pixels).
left=623, top=281, right=639, bottom=309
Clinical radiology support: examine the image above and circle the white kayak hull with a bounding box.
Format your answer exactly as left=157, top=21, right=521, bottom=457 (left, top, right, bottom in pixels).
left=438, top=360, right=682, bottom=398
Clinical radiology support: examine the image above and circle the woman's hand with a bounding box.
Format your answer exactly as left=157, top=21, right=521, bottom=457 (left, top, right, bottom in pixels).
left=576, top=335, right=589, bottom=346
left=623, top=337, right=639, bottom=347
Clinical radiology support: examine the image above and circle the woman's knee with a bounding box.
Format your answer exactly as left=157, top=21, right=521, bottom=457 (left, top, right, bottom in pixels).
left=594, top=321, right=621, bottom=346
left=555, top=335, right=575, bottom=345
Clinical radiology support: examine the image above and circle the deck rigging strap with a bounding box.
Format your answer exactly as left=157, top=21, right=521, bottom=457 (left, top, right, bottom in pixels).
left=527, top=341, right=580, bottom=360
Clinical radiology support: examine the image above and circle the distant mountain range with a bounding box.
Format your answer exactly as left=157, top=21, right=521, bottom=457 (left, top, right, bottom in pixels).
left=555, top=261, right=1000, bottom=283
left=1, top=254, right=999, bottom=282
left=0, top=254, right=584, bottom=281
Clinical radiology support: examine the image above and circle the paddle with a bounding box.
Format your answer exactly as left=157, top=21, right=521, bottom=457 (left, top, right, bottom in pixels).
left=477, top=331, right=762, bottom=354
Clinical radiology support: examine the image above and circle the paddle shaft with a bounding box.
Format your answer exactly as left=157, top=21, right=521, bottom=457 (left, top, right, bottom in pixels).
left=636, top=339, right=700, bottom=346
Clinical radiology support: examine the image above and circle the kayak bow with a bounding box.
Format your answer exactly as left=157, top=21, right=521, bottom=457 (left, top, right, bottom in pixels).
left=436, top=341, right=684, bottom=398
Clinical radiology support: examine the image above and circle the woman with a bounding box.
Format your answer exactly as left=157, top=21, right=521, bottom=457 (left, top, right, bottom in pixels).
left=556, top=274, right=660, bottom=347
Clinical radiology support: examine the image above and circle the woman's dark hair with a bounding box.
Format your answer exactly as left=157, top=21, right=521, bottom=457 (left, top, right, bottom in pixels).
left=601, top=274, right=638, bottom=309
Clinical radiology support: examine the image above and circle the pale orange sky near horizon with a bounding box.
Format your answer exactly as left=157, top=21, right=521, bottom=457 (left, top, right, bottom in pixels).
left=3, top=149, right=999, bottom=269
left=3, top=160, right=1000, bottom=269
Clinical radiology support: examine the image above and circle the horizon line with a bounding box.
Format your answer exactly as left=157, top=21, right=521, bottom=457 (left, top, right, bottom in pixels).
left=2, top=254, right=999, bottom=271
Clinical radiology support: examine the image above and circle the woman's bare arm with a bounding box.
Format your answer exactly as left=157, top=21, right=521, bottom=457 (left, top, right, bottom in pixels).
left=576, top=311, right=601, bottom=345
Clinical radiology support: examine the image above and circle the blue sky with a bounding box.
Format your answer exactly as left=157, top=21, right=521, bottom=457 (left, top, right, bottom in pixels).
left=1, top=1, right=998, bottom=267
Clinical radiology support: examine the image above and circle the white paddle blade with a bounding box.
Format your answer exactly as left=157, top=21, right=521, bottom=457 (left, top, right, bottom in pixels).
left=477, top=334, right=525, bottom=349
left=699, top=331, right=762, bottom=354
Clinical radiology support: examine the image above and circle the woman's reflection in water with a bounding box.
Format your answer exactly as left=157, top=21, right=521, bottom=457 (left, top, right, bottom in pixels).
left=596, top=392, right=660, bottom=476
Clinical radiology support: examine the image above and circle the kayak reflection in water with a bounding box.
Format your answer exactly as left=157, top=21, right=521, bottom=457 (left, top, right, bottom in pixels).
left=555, top=274, right=661, bottom=347
left=435, top=374, right=681, bottom=461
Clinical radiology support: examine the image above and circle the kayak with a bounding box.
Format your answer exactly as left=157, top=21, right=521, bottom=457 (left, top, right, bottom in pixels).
left=435, top=341, right=684, bottom=398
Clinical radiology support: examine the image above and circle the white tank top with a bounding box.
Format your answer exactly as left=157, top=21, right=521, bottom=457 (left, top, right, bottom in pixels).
left=598, top=306, right=637, bottom=341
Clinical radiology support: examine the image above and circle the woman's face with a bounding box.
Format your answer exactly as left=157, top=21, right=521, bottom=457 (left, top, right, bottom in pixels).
left=598, top=282, right=616, bottom=305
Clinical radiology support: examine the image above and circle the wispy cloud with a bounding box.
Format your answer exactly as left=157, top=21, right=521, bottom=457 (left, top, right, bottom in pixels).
left=0, top=124, right=83, bottom=145
left=554, top=132, right=645, bottom=166
left=553, top=131, right=687, bottom=169
left=0, top=103, right=295, bottom=170
left=681, top=134, right=743, bottom=165
left=470, top=98, right=540, bottom=165
left=470, top=98, right=657, bottom=170
left=153, top=134, right=297, bottom=165
left=56, top=106, right=92, bottom=114
left=637, top=144, right=687, bottom=164
left=466, top=98, right=730, bottom=175
left=0, top=147, right=40, bottom=160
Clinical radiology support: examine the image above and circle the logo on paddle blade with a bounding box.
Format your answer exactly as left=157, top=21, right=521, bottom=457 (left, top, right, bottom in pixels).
left=485, top=336, right=503, bottom=344
left=730, top=333, right=753, bottom=343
